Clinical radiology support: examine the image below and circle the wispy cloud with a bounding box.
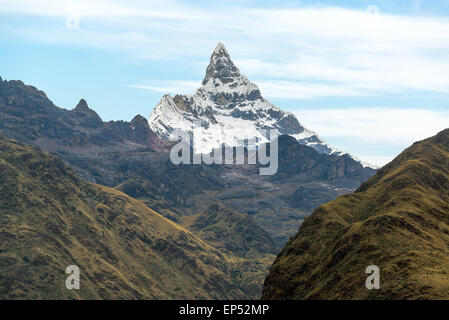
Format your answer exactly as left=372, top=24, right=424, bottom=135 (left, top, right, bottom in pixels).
left=296, top=107, right=449, bottom=144
left=131, top=79, right=373, bottom=99
left=129, top=81, right=199, bottom=95
left=294, top=107, right=449, bottom=166
left=0, top=0, right=201, bottom=19
left=4, top=1, right=447, bottom=98
left=256, top=81, right=373, bottom=99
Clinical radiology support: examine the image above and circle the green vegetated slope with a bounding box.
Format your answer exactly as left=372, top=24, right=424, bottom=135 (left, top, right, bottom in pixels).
left=0, top=134, right=249, bottom=299
left=263, top=129, right=449, bottom=300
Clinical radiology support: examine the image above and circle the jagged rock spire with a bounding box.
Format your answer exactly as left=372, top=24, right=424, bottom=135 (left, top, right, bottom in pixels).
left=202, top=43, right=241, bottom=85
left=74, top=98, right=90, bottom=111
left=72, top=98, right=103, bottom=127
left=130, top=114, right=151, bottom=130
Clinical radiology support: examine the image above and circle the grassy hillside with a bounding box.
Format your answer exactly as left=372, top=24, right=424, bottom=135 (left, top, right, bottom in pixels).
left=189, top=205, right=277, bottom=257
left=185, top=205, right=277, bottom=297
left=0, top=134, right=248, bottom=299
left=263, top=129, right=449, bottom=300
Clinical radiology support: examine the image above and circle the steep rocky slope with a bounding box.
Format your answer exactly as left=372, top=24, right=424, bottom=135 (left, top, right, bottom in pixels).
left=263, top=129, right=449, bottom=300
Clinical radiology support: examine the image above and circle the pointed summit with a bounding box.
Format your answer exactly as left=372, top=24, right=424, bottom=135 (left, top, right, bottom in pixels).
left=130, top=114, right=150, bottom=130
left=72, top=98, right=103, bottom=127
left=74, top=98, right=90, bottom=111
left=202, top=43, right=240, bottom=85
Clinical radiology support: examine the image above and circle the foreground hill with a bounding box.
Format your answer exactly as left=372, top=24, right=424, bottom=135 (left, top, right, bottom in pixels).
left=0, top=134, right=249, bottom=299
left=263, top=129, right=449, bottom=299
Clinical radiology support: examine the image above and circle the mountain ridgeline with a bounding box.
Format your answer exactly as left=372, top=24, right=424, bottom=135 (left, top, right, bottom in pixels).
left=263, top=129, right=449, bottom=300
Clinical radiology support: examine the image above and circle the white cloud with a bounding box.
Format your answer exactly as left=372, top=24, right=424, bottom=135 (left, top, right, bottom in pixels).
left=294, top=107, right=449, bottom=166
left=356, top=155, right=396, bottom=168
left=3, top=1, right=449, bottom=98
left=295, top=108, right=449, bottom=144
left=0, top=0, right=201, bottom=19
left=255, top=81, right=373, bottom=99
left=130, top=81, right=200, bottom=95
left=131, top=79, right=371, bottom=99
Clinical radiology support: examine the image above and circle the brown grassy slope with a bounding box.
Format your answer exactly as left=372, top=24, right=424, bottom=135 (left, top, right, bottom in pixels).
left=187, top=204, right=277, bottom=297
left=0, top=134, right=247, bottom=299
left=262, top=129, right=449, bottom=300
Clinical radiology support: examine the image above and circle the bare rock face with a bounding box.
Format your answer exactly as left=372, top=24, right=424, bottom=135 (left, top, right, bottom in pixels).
left=0, top=79, right=166, bottom=149
left=74, top=98, right=89, bottom=111
left=71, top=99, right=103, bottom=128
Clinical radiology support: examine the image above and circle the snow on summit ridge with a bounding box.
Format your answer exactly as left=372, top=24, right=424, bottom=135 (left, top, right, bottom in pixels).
left=202, top=42, right=241, bottom=85
left=148, top=43, right=376, bottom=169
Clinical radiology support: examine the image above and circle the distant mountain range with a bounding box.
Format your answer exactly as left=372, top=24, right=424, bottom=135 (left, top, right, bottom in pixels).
left=263, top=128, right=449, bottom=299
left=0, top=44, right=377, bottom=299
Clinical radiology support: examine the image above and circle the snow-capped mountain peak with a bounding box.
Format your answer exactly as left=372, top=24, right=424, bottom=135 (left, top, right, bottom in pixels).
left=148, top=43, right=376, bottom=169
left=203, top=42, right=241, bottom=85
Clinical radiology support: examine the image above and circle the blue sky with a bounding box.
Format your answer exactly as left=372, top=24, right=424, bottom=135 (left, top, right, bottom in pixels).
left=1, top=0, right=449, bottom=166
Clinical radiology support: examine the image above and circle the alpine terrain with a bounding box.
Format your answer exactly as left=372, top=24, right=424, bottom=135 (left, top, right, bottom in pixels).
left=263, top=129, right=449, bottom=300
left=148, top=43, right=374, bottom=168
left=0, top=44, right=377, bottom=299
